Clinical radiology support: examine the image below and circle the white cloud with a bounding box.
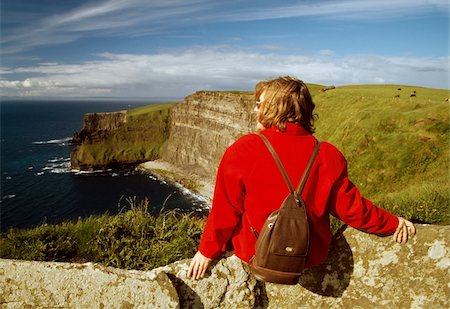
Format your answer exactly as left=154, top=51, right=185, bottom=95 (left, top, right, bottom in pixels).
left=1, top=48, right=447, bottom=98
left=319, top=50, right=335, bottom=56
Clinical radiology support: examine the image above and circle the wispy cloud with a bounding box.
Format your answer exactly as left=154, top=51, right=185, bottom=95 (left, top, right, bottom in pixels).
left=2, top=0, right=448, bottom=55
left=220, top=0, right=449, bottom=22
left=1, top=0, right=216, bottom=54
left=1, top=48, right=447, bottom=98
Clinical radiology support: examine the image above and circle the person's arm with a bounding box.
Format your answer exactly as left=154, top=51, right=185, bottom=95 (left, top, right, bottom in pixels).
left=188, top=145, right=246, bottom=279
left=328, top=149, right=415, bottom=241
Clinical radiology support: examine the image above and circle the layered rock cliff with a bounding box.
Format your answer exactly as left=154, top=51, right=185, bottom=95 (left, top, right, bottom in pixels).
left=2, top=224, right=449, bottom=308
left=162, top=91, right=255, bottom=179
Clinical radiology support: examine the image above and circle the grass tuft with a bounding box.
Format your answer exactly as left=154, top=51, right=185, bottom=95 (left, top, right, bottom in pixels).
left=0, top=198, right=206, bottom=270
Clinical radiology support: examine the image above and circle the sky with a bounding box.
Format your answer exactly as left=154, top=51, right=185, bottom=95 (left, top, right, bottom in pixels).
left=1, top=0, right=449, bottom=99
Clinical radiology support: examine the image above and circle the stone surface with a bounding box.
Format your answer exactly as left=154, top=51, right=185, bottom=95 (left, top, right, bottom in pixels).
left=1, top=224, right=449, bottom=308
left=0, top=260, right=179, bottom=308
left=261, top=224, right=450, bottom=308
left=161, top=255, right=259, bottom=309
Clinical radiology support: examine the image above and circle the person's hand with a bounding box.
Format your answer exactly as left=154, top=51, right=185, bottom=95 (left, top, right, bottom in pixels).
left=188, top=251, right=213, bottom=280
left=393, top=217, right=416, bottom=243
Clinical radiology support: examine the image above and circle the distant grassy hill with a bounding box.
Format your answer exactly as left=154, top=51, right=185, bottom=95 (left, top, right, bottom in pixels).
left=312, top=84, right=449, bottom=224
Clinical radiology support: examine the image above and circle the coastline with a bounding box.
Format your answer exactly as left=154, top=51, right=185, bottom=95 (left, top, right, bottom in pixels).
left=137, top=160, right=214, bottom=207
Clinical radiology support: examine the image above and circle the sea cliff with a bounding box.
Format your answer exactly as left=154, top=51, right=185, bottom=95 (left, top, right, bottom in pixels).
left=71, top=91, right=255, bottom=199
left=70, top=104, right=172, bottom=170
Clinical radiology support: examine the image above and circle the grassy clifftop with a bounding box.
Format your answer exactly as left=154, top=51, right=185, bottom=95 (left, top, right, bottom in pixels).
left=313, top=85, right=449, bottom=224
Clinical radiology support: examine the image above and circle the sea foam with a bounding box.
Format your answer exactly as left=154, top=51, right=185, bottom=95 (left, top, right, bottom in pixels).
left=32, top=137, right=72, bottom=146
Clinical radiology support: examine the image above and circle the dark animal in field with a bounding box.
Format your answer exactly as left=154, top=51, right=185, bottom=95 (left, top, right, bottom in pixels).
left=397, top=88, right=402, bottom=91
left=321, top=85, right=335, bottom=92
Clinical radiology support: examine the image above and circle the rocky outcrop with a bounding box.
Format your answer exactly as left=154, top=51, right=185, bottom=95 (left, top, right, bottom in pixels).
left=162, top=91, right=255, bottom=180
left=70, top=107, right=171, bottom=170
left=71, top=111, right=129, bottom=170
left=2, top=224, right=449, bottom=308
left=72, top=111, right=127, bottom=144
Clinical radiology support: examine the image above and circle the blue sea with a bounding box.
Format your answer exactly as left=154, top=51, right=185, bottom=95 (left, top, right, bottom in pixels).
left=0, top=100, right=206, bottom=232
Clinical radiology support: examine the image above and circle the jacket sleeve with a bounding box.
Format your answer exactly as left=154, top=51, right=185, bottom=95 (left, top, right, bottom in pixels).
left=328, top=150, right=399, bottom=235
left=198, top=145, right=246, bottom=259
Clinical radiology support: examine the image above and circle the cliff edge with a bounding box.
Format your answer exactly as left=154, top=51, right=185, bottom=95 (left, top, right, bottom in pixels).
left=2, top=224, right=448, bottom=308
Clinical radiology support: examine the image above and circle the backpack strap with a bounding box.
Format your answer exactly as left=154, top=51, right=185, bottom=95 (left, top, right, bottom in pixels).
left=258, top=134, right=296, bottom=194
left=258, top=134, right=321, bottom=199
left=296, top=141, right=321, bottom=194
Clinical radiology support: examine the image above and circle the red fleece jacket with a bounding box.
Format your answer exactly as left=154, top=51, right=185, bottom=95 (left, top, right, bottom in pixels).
left=199, top=123, right=399, bottom=268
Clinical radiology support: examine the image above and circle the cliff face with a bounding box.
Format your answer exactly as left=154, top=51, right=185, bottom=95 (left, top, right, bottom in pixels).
left=72, top=111, right=127, bottom=144
left=2, top=224, right=449, bottom=308
left=162, top=91, right=255, bottom=179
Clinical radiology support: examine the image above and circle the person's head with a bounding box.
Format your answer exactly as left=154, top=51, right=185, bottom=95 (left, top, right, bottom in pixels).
left=254, top=76, right=316, bottom=133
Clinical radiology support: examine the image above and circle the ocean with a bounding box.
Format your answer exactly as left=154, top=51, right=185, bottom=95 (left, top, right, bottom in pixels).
left=0, top=100, right=206, bottom=232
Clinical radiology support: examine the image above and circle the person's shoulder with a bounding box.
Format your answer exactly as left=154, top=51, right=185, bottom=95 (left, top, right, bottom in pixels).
left=317, top=140, right=346, bottom=164
left=225, top=133, right=261, bottom=156
left=230, top=133, right=261, bottom=148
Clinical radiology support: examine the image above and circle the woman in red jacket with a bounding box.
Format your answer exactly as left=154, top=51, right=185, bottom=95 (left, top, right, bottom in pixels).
left=188, top=76, right=415, bottom=280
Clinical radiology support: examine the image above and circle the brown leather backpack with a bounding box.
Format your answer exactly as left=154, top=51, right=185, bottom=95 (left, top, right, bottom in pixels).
left=247, top=134, right=321, bottom=285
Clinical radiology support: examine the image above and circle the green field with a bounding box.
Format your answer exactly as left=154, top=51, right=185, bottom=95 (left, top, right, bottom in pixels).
left=312, top=84, right=449, bottom=225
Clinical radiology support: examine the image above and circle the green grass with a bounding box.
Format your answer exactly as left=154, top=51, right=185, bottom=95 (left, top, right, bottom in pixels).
left=313, top=84, right=449, bottom=225
left=126, top=102, right=175, bottom=117
left=0, top=198, right=206, bottom=270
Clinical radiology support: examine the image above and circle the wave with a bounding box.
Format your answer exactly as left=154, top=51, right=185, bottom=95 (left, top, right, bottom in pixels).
left=32, top=137, right=72, bottom=146
left=71, top=169, right=105, bottom=175
left=2, top=194, right=16, bottom=200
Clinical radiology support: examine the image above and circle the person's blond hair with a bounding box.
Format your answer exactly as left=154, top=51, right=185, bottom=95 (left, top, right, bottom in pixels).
left=256, top=76, right=316, bottom=133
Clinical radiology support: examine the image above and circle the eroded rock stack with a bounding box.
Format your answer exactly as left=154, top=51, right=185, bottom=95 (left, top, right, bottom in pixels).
left=2, top=224, right=449, bottom=308
left=72, top=111, right=127, bottom=144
